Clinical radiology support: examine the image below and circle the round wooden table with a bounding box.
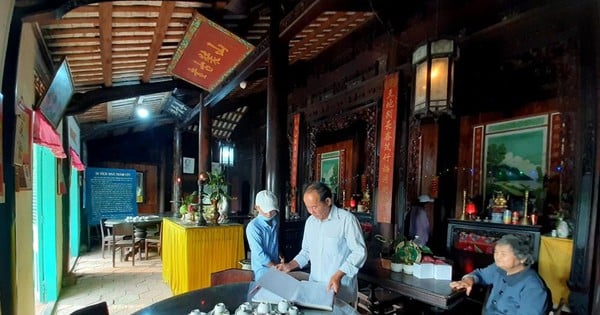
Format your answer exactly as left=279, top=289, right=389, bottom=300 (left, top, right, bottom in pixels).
left=132, top=282, right=359, bottom=315
left=105, top=215, right=163, bottom=239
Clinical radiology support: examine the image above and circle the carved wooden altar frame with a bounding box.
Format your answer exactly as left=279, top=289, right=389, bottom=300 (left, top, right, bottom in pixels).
left=306, top=103, right=378, bottom=208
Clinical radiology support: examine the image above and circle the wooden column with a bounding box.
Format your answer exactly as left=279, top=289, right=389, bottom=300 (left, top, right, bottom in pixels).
left=198, top=98, right=211, bottom=173
left=569, top=1, right=599, bottom=313
left=265, top=0, right=289, bottom=203
left=171, top=126, right=182, bottom=213
left=0, top=7, right=23, bottom=314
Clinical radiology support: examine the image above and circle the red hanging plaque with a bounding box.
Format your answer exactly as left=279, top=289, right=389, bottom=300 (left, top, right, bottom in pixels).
left=168, top=13, right=254, bottom=92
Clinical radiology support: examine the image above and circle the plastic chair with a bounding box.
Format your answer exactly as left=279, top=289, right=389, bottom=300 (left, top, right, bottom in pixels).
left=112, top=222, right=142, bottom=267
left=70, top=301, right=109, bottom=315
left=210, top=268, right=254, bottom=286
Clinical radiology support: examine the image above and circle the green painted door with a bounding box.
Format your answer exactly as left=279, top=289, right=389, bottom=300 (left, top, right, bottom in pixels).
left=69, top=168, right=80, bottom=259
left=33, top=145, right=58, bottom=303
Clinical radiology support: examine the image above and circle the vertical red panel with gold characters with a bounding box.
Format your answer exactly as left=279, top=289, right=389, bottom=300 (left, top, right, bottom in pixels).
left=376, top=72, right=399, bottom=224
left=290, top=113, right=301, bottom=214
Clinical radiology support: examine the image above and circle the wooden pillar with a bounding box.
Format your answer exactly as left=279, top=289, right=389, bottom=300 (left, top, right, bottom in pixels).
left=265, top=0, right=289, bottom=203
left=171, top=126, right=182, bottom=213
left=159, top=148, right=167, bottom=213
left=0, top=7, right=23, bottom=314
left=60, top=119, right=72, bottom=283
left=569, top=1, right=599, bottom=313
left=198, top=98, right=211, bottom=173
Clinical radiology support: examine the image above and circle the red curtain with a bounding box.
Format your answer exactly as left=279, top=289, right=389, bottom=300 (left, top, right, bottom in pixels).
left=70, top=148, right=85, bottom=171
left=33, top=110, right=66, bottom=158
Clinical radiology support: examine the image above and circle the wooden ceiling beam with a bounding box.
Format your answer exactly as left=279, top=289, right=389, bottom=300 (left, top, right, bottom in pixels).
left=66, top=79, right=196, bottom=115
left=142, top=1, right=176, bottom=83
left=81, top=114, right=176, bottom=140
left=98, top=2, right=112, bottom=87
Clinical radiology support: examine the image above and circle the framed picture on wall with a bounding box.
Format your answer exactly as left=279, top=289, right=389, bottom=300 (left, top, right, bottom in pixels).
left=183, top=157, right=195, bottom=174
left=36, top=58, right=74, bottom=129
left=481, top=114, right=550, bottom=205
left=319, top=150, right=341, bottom=195
left=136, top=172, right=144, bottom=203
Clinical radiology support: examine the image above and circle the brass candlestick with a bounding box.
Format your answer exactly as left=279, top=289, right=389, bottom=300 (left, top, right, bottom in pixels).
left=459, top=190, right=467, bottom=220
left=521, top=190, right=529, bottom=225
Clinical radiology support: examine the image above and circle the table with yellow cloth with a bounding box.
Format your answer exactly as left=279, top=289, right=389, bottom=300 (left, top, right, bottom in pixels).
left=162, top=218, right=245, bottom=295
left=538, top=235, right=573, bottom=307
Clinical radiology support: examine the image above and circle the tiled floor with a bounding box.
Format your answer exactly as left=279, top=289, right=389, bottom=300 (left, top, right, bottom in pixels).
left=51, top=246, right=172, bottom=315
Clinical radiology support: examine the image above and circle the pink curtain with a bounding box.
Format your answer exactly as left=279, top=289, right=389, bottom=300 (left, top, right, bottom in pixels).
left=33, top=110, right=66, bottom=158
left=70, top=148, right=85, bottom=171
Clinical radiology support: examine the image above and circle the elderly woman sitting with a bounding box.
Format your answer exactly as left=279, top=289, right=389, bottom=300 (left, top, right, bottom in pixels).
left=450, top=234, right=551, bottom=315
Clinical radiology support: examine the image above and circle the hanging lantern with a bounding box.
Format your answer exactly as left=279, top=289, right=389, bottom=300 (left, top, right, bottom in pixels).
left=412, top=39, right=457, bottom=118
left=219, top=140, right=235, bottom=167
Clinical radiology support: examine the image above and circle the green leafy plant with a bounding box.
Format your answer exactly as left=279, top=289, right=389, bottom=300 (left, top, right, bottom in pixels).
left=375, top=234, right=435, bottom=264
left=392, top=241, right=421, bottom=265
left=203, top=170, right=231, bottom=203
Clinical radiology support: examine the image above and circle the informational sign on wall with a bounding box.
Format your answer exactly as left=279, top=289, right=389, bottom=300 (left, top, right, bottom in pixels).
left=85, top=167, right=137, bottom=225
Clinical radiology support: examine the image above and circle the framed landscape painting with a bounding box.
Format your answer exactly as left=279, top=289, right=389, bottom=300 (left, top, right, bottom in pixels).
left=483, top=115, right=548, bottom=200
left=320, top=150, right=341, bottom=196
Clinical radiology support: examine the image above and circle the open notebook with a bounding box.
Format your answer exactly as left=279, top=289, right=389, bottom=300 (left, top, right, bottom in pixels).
left=250, top=269, right=334, bottom=311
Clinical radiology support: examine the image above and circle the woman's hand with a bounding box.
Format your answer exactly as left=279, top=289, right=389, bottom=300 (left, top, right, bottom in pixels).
left=449, top=276, right=474, bottom=295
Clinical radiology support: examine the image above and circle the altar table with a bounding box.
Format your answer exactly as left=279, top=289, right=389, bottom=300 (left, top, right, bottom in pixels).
left=162, top=218, right=245, bottom=295
left=358, top=260, right=464, bottom=310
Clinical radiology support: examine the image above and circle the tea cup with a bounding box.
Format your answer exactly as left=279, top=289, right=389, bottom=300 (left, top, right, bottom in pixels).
left=277, top=300, right=289, bottom=313
left=288, top=306, right=299, bottom=315
left=214, top=303, right=227, bottom=314
left=256, top=302, right=269, bottom=314
left=240, top=302, right=252, bottom=311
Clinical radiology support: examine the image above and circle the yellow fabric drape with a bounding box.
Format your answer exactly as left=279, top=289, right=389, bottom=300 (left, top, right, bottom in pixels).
left=162, top=218, right=245, bottom=295
left=538, top=236, right=573, bottom=306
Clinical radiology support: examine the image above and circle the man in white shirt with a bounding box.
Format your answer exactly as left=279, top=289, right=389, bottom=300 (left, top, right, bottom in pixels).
left=276, top=182, right=367, bottom=303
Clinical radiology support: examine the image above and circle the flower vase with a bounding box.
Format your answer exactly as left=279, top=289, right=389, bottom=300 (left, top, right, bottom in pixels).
left=218, top=196, right=229, bottom=224
left=390, top=262, right=403, bottom=273
left=210, top=199, right=220, bottom=225
left=202, top=205, right=214, bottom=223
left=403, top=264, right=414, bottom=274
left=557, top=218, right=569, bottom=238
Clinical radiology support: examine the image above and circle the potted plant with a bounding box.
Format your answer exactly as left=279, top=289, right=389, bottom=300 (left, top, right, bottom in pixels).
left=202, top=170, right=231, bottom=224
left=375, top=235, right=433, bottom=274
left=393, top=240, right=421, bottom=274
left=375, top=234, right=407, bottom=271
left=389, top=248, right=405, bottom=273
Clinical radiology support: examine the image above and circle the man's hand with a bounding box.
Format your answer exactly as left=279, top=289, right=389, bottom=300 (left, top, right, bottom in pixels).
left=275, top=260, right=299, bottom=273
left=327, top=271, right=345, bottom=294
left=449, top=276, right=474, bottom=296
